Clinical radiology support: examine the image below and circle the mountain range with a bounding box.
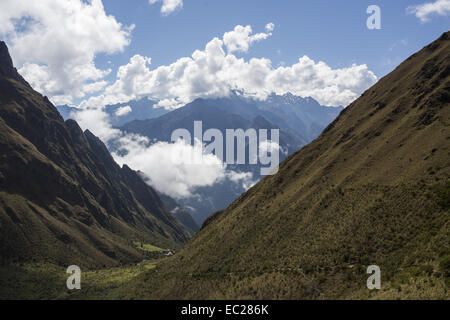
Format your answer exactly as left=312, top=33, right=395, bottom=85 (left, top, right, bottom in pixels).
left=57, top=89, right=342, bottom=224
left=105, top=31, right=450, bottom=299
left=1, top=31, right=448, bottom=300
left=120, top=98, right=307, bottom=223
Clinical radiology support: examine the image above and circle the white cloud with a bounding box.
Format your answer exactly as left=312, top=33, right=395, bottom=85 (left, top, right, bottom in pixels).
left=259, top=140, right=287, bottom=156
left=68, top=23, right=377, bottom=199
left=115, top=105, right=132, bottom=117
left=0, top=0, right=133, bottom=105
left=72, top=106, right=248, bottom=199
left=80, top=24, right=377, bottom=109
left=265, top=22, right=275, bottom=32
left=113, top=137, right=227, bottom=199
left=83, top=80, right=109, bottom=95
left=226, top=171, right=255, bottom=191
left=69, top=23, right=378, bottom=199
left=149, top=0, right=183, bottom=16
left=407, top=0, right=450, bottom=22
left=223, top=25, right=273, bottom=53
left=71, top=107, right=121, bottom=143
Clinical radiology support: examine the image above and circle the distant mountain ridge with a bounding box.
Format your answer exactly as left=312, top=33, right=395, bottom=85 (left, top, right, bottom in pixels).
left=197, top=92, right=343, bottom=143
left=121, top=98, right=306, bottom=158
left=121, top=99, right=307, bottom=223
left=56, top=93, right=342, bottom=142
left=120, top=95, right=341, bottom=223
left=57, top=91, right=341, bottom=224
left=0, top=41, right=189, bottom=268
left=120, top=93, right=343, bottom=146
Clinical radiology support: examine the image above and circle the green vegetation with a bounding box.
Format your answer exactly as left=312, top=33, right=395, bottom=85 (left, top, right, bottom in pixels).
left=0, top=261, right=157, bottom=300
left=66, top=261, right=157, bottom=300
left=0, top=263, right=66, bottom=300
left=134, top=241, right=170, bottom=253
left=431, top=182, right=450, bottom=210
left=106, top=184, right=449, bottom=300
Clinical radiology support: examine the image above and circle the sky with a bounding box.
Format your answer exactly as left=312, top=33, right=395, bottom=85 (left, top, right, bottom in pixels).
left=0, top=0, right=449, bottom=199
left=0, top=0, right=449, bottom=108
left=101, top=0, right=449, bottom=77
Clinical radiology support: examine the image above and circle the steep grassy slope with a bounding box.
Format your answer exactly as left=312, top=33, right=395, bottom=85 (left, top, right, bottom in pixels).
left=111, top=32, right=450, bottom=300
left=0, top=41, right=189, bottom=271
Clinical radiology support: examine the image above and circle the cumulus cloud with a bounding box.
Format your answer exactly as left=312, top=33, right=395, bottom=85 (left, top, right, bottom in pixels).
left=265, top=22, right=275, bottom=32
left=72, top=106, right=251, bottom=199
left=259, top=140, right=287, bottom=156
left=71, top=106, right=121, bottom=143
left=62, top=22, right=377, bottom=199
left=80, top=24, right=377, bottom=109
left=60, top=22, right=376, bottom=199
left=407, top=0, right=450, bottom=22
left=0, top=0, right=133, bottom=105
left=149, top=0, right=183, bottom=15
left=223, top=25, right=273, bottom=53
left=226, top=171, right=256, bottom=191
left=115, top=105, right=132, bottom=117
left=113, top=138, right=227, bottom=199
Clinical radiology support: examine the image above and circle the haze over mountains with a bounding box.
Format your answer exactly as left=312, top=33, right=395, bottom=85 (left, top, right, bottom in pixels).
left=0, top=41, right=189, bottom=268
left=107, top=32, right=450, bottom=299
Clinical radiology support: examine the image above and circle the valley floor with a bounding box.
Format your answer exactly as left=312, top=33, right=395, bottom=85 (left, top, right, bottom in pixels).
left=0, top=258, right=447, bottom=300
left=0, top=261, right=157, bottom=300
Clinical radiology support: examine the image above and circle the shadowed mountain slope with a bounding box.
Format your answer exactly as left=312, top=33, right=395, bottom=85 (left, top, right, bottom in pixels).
left=0, top=41, right=189, bottom=269
left=113, top=32, right=450, bottom=299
